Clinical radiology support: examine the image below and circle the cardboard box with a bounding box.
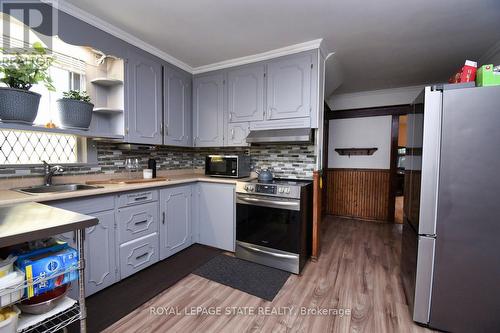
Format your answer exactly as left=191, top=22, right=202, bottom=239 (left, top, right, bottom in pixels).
left=16, top=246, right=78, bottom=297
left=476, top=64, right=500, bottom=87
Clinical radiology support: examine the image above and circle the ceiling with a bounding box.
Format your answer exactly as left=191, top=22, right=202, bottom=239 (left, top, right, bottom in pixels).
left=64, top=0, right=500, bottom=94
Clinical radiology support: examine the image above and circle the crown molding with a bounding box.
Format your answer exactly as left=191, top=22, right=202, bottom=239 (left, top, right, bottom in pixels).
left=55, top=0, right=194, bottom=73
left=54, top=1, right=325, bottom=75
left=192, top=39, right=324, bottom=74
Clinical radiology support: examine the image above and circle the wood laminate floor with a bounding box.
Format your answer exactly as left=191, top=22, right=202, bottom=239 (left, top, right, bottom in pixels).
left=103, top=216, right=435, bottom=333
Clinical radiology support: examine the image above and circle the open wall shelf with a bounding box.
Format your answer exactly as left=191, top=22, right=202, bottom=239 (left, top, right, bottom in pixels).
left=335, top=147, right=378, bottom=157
left=90, top=77, right=123, bottom=87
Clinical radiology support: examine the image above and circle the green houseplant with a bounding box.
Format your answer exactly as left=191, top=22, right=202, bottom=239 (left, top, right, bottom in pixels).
left=0, top=42, right=54, bottom=124
left=56, top=90, right=94, bottom=130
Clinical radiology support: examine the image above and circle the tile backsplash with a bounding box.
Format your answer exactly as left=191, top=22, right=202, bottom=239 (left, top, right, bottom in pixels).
left=0, top=142, right=317, bottom=180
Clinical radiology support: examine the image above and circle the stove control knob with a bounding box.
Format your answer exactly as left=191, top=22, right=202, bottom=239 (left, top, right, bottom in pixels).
left=244, top=185, right=250, bottom=191
left=278, top=188, right=284, bottom=193
left=245, top=185, right=254, bottom=192
left=284, top=187, right=290, bottom=194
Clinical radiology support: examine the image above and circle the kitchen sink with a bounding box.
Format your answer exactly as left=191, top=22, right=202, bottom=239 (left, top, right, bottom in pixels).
left=15, top=183, right=103, bottom=195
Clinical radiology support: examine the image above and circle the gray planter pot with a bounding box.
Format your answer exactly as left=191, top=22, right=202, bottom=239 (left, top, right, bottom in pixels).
left=56, top=98, right=94, bottom=130
left=0, top=87, right=41, bottom=124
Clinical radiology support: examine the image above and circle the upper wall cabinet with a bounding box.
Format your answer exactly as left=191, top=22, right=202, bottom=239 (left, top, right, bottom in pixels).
left=164, top=66, right=192, bottom=147
left=266, top=52, right=313, bottom=121
left=193, top=73, right=225, bottom=147
left=227, top=64, right=265, bottom=123
left=126, top=50, right=163, bottom=145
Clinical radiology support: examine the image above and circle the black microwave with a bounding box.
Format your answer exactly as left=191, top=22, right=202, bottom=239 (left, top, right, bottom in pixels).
left=205, top=155, right=251, bottom=178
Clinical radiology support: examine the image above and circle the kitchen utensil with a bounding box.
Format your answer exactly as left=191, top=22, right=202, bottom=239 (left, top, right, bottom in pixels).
left=257, top=169, right=273, bottom=182
left=18, top=284, right=69, bottom=315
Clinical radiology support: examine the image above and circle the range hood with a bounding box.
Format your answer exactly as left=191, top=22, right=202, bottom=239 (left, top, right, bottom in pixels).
left=246, top=128, right=313, bottom=144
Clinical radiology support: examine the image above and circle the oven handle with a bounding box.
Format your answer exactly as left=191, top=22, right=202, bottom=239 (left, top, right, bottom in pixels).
left=236, top=196, right=300, bottom=211
left=238, top=242, right=298, bottom=259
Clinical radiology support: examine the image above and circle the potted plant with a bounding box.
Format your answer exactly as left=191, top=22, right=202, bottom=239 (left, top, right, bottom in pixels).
left=0, top=42, right=54, bottom=124
left=56, top=90, right=94, bottom=130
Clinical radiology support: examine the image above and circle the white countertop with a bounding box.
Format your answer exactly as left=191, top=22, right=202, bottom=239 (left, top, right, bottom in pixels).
left=0, top=174, right=251, bottom=207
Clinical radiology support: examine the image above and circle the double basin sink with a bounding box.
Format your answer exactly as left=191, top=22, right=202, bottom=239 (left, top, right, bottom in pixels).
left=15, top=183, right=103, bottom=195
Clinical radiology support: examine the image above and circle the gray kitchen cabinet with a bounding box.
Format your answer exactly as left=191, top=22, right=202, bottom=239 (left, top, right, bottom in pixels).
left=197, top=183, right=235, bottom=252
left=226, top=122, right=250, bottom=147
left=266, top=52, right=313, bottom=121
left=119, top=232, right=159, bottom=279
left=227, top=64, right=264, bottom=123
left=159, top=185, right=192, bottom=259
left=116, top=201, right=159, bottom=244
left=193, top=72, right=224, bottom=147
left=164, top=66, right=192, bottom=147
left=126, top=49, right=163, bottom=144
left=48, top=196, right=117, bottom=297
left=85, top=210, right=117, bottom=295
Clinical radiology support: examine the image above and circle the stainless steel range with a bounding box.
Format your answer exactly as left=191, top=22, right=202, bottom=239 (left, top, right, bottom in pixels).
left=235, top=178, right=312, bottom=274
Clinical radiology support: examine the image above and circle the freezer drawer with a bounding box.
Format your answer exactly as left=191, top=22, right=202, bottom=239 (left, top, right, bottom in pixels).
left=119, top=232, right=159, bottom=279
left=117, top=202, right=159, bottom=244
left=401, top=221, right=435, bottom=325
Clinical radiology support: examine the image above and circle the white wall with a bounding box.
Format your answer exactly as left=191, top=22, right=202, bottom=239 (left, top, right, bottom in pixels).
left=328, top=116, right=392, bottom=169
left=327, top=85, right=423, bottom=110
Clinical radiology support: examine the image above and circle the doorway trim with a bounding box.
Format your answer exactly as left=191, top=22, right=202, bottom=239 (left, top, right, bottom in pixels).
left=324, top=104, right=411, bottom=222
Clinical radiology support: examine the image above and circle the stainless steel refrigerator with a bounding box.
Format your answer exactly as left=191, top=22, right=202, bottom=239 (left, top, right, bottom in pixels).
left=401, top=84, right=500, bottom=333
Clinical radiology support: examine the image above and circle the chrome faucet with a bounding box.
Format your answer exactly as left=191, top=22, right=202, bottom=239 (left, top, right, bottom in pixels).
left=42, top=161, right=64, bottom=186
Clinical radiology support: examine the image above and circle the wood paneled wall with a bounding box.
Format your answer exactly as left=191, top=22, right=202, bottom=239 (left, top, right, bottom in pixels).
left=325, top=168, right=390, bottom=221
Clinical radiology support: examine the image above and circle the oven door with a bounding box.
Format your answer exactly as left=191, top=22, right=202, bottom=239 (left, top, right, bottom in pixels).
left=236, top=194, right=301, bottom=254
left=205, top=156, right=237, bottom=177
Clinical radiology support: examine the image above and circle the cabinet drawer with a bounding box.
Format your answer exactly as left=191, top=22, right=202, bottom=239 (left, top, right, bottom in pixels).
left=119, top=233, right=159, bottom=279
left=48, top=195, right=114, bottom=214
left=117, top=202, right=159, bottom=243
left=117, top=190, right=158, bottom=207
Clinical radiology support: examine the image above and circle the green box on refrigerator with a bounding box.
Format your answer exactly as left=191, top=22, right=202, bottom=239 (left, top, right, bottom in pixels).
left=476, top=64, right=500, bottom=87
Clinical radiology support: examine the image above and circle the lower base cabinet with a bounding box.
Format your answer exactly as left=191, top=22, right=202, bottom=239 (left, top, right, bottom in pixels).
left=48, top=181, right=235, bottom=297
left=48, top=197, right=118, bottom=297
left=85, top=210, right=117, bottom=295
left=119, top=232, right=159, bottom=279
left=197, top=183, right=235, bottom=252
left=159, top=185, right=192, bottom=260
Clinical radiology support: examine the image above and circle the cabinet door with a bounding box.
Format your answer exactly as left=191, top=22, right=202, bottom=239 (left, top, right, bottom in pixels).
left=126, top=50, right=162, bottom=144
left=159, top=186, right=192, bottom=260
left=164, top=66, right=192, bottom=147
left=193, top=73, right=224, bottom=147
left=198, top=183, right=235, bottom=251
left=226, top=122, right=250, bottom=147
left=85, top=210, right=117, bottom=296
left=227, top=65, right=264, bottom=123
left=266, top=52, right=312, bottom=120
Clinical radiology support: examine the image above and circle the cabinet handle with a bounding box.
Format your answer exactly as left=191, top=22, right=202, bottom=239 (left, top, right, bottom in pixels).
left=229, top=112, right=232, bottom=121
left=134, top=196, right=149, bottom=201
left=134, top=219, right=148, bottom=225
left=162, top=212, right=165, bottom=224
left=231, top=128, right=234, bottom=139
left=135, top=252, right=148, bottom=260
